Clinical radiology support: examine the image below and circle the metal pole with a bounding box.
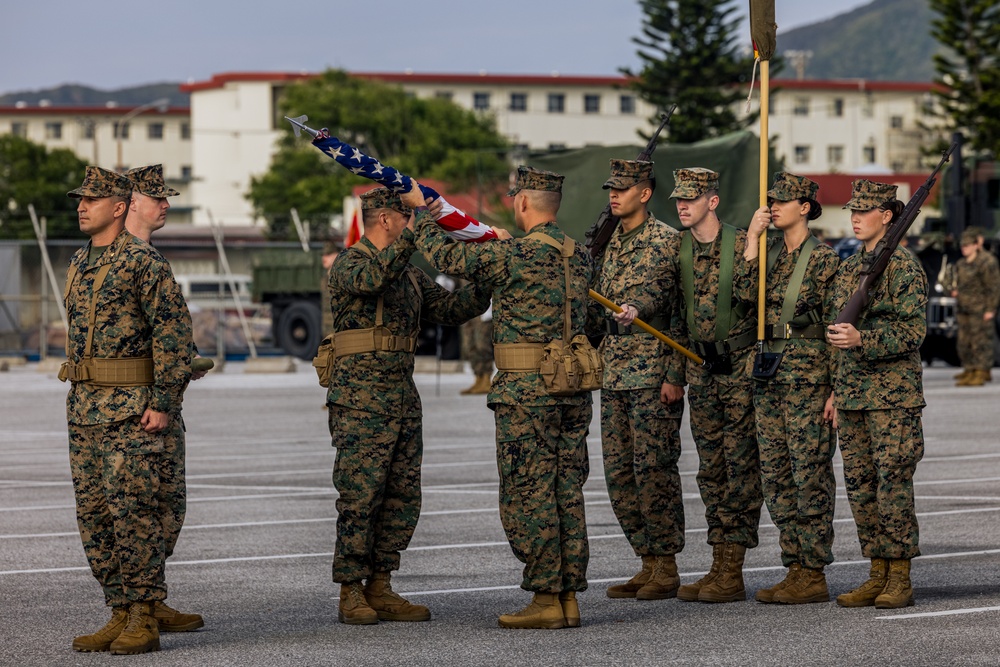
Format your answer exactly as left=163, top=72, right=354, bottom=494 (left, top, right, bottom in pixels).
left=39, top=216, right=48, bottom=361
left=28, top=204, right=68, bottom=329
left=289, top=208, right=310, bottom=253
left=207, top=210, right=257, bottom=359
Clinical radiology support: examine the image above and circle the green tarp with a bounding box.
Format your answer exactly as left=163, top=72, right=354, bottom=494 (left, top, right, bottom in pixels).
left=528, top=130, right=782, bottom=242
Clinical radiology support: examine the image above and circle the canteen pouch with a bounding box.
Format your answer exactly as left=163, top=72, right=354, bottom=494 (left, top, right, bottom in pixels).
left=312, top=334, right=336, bottom=388
left=539, top=335, right=603, bottom=396
left=570, top=334, right=603, bottom=391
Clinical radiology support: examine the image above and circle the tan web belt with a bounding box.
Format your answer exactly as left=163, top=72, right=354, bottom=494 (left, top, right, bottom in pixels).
left=58, top=357, right=154, bottom=386
left=494, top=343, right=545, bottom=372
left=764, top=323, right=826, bottom=341
left=333, top=327, right=417, bottom=358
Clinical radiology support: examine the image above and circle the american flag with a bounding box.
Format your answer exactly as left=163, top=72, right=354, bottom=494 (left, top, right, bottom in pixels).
left=312, top=133, right=498, bottom=243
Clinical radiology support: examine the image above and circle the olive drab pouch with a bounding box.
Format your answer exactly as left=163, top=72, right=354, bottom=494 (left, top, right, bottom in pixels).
left=312, top=334, right=336, bottom=388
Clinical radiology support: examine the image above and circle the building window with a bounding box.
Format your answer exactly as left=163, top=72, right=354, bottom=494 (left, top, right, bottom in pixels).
left=831, top=98, right=844, bottom=117
left=181, top=122, right=191, bottom=140
left=584, top=94, right=600, bottom=114
left=473, top=92, right=490, bottom=110
left=891, top=161, right=905, bottom=172
left=114, top=121, right=130, bottom=140
left=434, top=90, right=453, bottom=101
left=148, top=122, right=164, bottom=140
left=793, top=98, right=809, bottom=116
left=620, top=95, right=636, bottom=114
left=82, top=123, right=95, bottom=139
left=548, top=143, right=567, bottom=152
left=44, top=122, right=62, bottom=139
left=11, top=122, right=27, bottom=138
left=548, top=93, right=565, bottom=113
left=509, top=92, right=527, bottom=112
left=794, top=145, right=811, bottom=164
left=890, top=115, right=904, bottom=129
left=827, top=145, right=844, bottom=165
left=863, top=145, right=876, bottom=163
left=180, top=165, right=192, bottom=180
left=862, top=96, right=874, bottom=118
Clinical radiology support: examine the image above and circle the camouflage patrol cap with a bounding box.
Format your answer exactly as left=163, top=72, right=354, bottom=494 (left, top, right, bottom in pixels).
left=67, top=166, right=132, bottom=199
left=125, top=164, right=180, bottom=198
left=843, top=179, right=897, bottom=211
left=603, top=159, right=655, bottom=190
left=960, top=228, right=980, bottom=246
left=507, top=165, right=564, bottom=196
left=767, top=171, right=819, bottom=202
left=669, top=167, right=720, bottom=199
left=360, top=187, right=412, bottom=216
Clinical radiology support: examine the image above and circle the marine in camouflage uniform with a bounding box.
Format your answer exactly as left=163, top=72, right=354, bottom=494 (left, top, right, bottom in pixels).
left=587, top=159, right=686, bottom=601
left=414, top=166, right=596, bottom=629
left=665, top=168, right=762, bottom=604
left=61, top=166, right=192, bottom=654
left=122, top=164, right=205, bottom=632
left=459, top=302, right=493, bottom=394
left=827, top=179, right=927, bottom=609
left=742, top=172, right=840, bottom=604
left=327, top=187, right=490, bottom=624
left=952, top=227, right=1000, bottom=386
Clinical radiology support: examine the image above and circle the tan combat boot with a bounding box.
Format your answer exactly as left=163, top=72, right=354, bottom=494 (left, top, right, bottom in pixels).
left=363, top=572, right=431, bottom=621
left=875, top=559, right=914, bottom=609
left=607, top=555, right=655, bottom=598
left=698, top=543, right=747, bottom=603
left=72, top=606, right=128, bottom=652
left=559, top=592, right=580, bottom=628
left=773, top=566, right=829, bottom=604
left=957, top=369, right=985, bottom=386
left=755, top=563, right=802, bottom=603
left=109, top=602, right=160, bottom=655
left=461, top=374, right=491, bottom=395
left=498, top=593, right=565, bottom=629
left=339, top=582, right=379, bottom=625
left=677, top=544, right=724, bottom=602
left=153, top=601, right=204, bottom=632
left=636, top=555, right=680, bottom=600
left=954, top=368, right=970, bottom=381
left=836, top=557, right=888, bottom=607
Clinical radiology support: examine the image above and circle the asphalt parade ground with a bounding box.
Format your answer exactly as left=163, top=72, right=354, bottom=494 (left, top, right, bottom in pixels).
left=2, top=361, right=999, bottom=666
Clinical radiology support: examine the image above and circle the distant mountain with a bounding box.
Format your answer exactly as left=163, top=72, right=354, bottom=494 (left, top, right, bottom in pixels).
left=0, top=83, right=189, bottom=107
left=776, top=0, right=939, bottom=82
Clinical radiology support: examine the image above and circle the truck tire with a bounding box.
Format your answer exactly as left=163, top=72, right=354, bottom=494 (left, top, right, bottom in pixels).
left=275, top=301, right=322, bottom=360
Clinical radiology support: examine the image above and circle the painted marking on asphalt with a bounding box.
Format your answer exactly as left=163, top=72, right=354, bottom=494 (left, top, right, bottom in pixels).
left=877, top=605, right=1000, bottom=620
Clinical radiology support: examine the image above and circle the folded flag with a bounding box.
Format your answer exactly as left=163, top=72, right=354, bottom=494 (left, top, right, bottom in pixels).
left=312, top=132, right=498, bottom=243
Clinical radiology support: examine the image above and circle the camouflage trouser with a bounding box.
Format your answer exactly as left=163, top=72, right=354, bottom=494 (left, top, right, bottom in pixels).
left=838, top=407, right=923, bottom=559
left=329, top=404, right=422, bottom=583
left=600, top=388, right=685, bottom=557
left=754, top=382, right=836, bottom=569
left=494, top=402, right=591, bottom=593
left=956, top=312, right=995, bottom=371
left=68, top=416, right=166, bottom=606
left=160, top=412, right=186, bottom=559
left=688, top=374, right=762, bottom=548
left=461, top=317, right=494, bottom=376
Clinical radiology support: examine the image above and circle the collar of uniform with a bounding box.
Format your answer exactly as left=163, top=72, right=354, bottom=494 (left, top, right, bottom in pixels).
left=87, top=229, right=131, bottom=270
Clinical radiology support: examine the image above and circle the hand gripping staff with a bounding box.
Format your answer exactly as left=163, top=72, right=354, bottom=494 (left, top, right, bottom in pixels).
left=833, top=140, right=957, bottom=326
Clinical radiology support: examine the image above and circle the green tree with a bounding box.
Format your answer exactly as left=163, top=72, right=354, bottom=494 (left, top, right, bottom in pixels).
left=622, top=0, right=758, bottom=144
left=930, top=0, right=1000, bottom=157
left=248, top=70, right=510, bottom=240
left=0, top=135, right=87, bottom=239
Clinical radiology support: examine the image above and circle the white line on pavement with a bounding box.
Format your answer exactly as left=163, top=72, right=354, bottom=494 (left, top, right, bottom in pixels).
left=877, top=605, right=1000, bottom=620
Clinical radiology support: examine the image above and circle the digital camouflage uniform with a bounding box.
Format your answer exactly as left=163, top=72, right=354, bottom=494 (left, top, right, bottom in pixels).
left=954, top=231, right=1000, bottom=373
left=748, top=173, right=840, bottom=570
left=590, top=159, right=685, bottom=561
left=461, top=310, right=494, bottom=376
left=416, top=167, right=596, bottom=594
left=668, top=169, right=762, bottom=550
left=63, top=168, right=192, bottom=607
left=831, top=181, right=927, bottom=561
left=327, top=190, right=489, bottom=584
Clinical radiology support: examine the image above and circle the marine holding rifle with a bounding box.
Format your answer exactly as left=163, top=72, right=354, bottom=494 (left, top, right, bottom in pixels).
left=826, top=179, right=927, bottom=609
left=587, top=158, right=687, bottom=601
left=743, top=172, right=840, bottom=604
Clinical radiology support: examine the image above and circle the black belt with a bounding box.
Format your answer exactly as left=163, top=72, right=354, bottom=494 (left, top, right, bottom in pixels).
left=692, top=330, right=756, bottom=358
left=764, top=323, right=826, bottom=340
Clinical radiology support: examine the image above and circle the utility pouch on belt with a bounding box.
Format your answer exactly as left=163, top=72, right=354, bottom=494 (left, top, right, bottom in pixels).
left=530, top=233, right=603, bottom=396
left=312, top=334, right=335, bottom=388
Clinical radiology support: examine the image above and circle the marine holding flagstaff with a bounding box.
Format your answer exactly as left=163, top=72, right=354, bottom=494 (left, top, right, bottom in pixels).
left=826, top=179, right=927, bottom=609
left=586, top=158, right=687, bottom=601
left=663, top=167, right=763, bottom=604
left=743, top=172, right=840, bottom=604
left=410, top=166, right=598, bottom=630
left=326, top=187, right=490, bottom=625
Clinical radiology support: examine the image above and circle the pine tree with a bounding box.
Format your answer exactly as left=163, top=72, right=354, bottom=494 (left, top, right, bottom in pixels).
left=622, top=0, right=758, bottom=144
left=930, top=0, right=1000, bottom=156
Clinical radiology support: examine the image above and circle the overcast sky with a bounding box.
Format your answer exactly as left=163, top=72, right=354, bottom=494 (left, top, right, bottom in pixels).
left=1, top=0, right=873, bottom=94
